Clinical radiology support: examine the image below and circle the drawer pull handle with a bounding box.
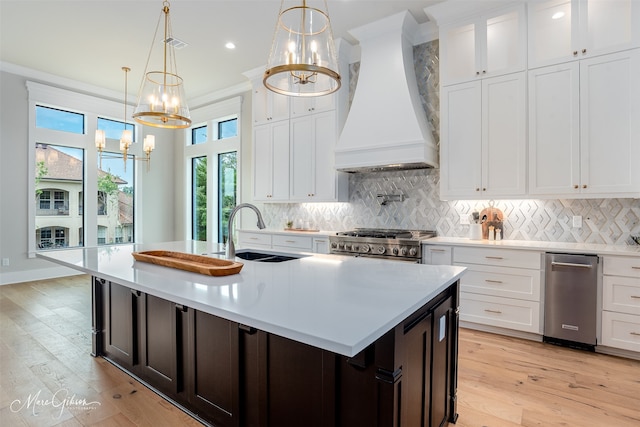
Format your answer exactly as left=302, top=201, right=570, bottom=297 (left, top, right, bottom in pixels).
left=632, top=266, right=640, bottom=270
left=630, top=332, right=640, bottom=337
left=630, top=296, right=640, bottom=299
left=285, top=240, right=296, bottom=243
left=430, top=249, right=446, bottom=252
left=249, top=237, right=259, bottom=240
left=485, top=279, right=503, bottom=284
left=485, top=256, right=504, bottom=260
left=484, top=309, right=502, bottom=314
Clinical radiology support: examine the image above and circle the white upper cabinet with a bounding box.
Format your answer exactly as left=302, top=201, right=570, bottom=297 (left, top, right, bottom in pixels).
left=529, top=49, right=640, bottom=197
left=441, top=72, right=527, bottom=200
left=440, top=4, right=527, bottom=86
left=528, top=0, right=640, bottom=69
left=290, top=94, right=336, bottom=118
left=252, top=83, right=290, bottom=125
left=290, top=111, right=347, bottom=202
left=253, top=121, right=290, bottom=201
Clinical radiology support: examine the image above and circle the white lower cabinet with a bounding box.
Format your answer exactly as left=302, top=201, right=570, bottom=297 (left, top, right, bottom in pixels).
left=453, top=246, right=543, bottom=334
left=237, top=231, right=329, bottom=254
left=460, top=293, right=541, bottom=334
left=422, top=246, right=452, bottom=265
left=601, top=255, right=640, bottom=352
left=237, top=231, right=272, bottom=249
left=272, top=234, right=313, bottom=252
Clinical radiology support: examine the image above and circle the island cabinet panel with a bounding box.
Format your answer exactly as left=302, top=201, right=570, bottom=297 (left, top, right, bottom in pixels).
left=138, top=294, right=180, bottom=397
left=186, top=310, right=240, bottom=427
left=101, top=279, right=138, bottom=371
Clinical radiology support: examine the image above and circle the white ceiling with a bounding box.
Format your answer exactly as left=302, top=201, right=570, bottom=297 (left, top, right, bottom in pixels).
left=0, top=0, right=444, bottom=102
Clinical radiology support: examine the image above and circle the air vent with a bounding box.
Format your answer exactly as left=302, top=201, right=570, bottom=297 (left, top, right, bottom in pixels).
left=164, top=37, right=188, bottom=50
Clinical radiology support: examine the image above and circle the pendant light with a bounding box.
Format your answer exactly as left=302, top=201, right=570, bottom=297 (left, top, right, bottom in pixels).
left=133, top=1, right=191, bottom=128
left=264, top=0, right=341, bottom=97
left=96, top=67, right=154, bottom=172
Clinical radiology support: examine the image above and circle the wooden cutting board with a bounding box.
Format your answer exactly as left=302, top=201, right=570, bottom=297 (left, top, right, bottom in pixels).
left=480, top=207, right=504, bottom=239
left=132, top=251, right=243, bottom=276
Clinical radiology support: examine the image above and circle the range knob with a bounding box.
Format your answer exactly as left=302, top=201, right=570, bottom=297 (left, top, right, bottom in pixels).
left=344, top=244, right=351, bottom=251
left=409, top=247, right=418, bottom=257
left=400, top=247, right=408, bottom=256
left=377, top=246, right=386, bottom=255
left=392, top=247, right=399, bottom=255
left=353, top=245, right=359, bottom=252
left=331, top=242, right=338, bottom=249
left=360, top=244, right=370, bottom=253
left=338, top=242, right=345, bottom=249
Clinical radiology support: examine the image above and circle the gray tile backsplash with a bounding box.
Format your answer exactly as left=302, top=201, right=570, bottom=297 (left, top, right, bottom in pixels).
left=261, top=40, right=640, bottom=246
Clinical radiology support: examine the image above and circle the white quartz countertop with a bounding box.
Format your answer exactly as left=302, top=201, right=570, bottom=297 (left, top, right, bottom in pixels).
left=424, top=237, right=640, bottom=257
left=37, top=241, right=465, bottom=357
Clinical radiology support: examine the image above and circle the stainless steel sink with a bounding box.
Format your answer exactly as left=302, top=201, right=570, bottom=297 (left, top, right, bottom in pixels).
left=234, top=250, right=305, bottom=263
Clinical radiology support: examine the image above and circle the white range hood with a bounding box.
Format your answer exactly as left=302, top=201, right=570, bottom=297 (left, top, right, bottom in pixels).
left=335, top=11, right=438, bottom=172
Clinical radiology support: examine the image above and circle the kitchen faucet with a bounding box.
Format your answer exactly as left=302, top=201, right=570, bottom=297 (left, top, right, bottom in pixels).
left=226, top=203, right=266, bottom=259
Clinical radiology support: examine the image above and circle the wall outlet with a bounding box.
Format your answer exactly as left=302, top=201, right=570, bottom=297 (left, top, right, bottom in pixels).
left=1, top=258, right=9, bottom=267
left=460, top=215, right=470, bottom=225
left=572, top=215, right=583, bottom=228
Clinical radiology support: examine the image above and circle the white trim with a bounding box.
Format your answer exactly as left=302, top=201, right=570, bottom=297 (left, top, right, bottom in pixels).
left=0, top=265, right=84, bottom=286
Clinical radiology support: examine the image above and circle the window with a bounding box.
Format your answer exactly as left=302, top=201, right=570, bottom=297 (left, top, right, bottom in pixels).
left=28, top=82, right=141, bottom=253
left=218, top=152, right=237, bottom=244
left=97, top=154, right=134, bottom=245
left=185, top=97, right=241, bottom=244
left=218, top=118, right=238, bottom=140
left=36, top=106, right=84, bottom=134
left=192, top=157, right=207, bottom=241
left=192, top=125, right=207, bottom=145
left=97, top=117, right=135, bottom=142
left=34, top=144, right=84, bottom=248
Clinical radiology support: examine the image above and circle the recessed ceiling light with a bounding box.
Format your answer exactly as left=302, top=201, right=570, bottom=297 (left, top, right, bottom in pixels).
left=225, top=42, right=236, bottom=50
left=552, top=11, right=565, bottom=20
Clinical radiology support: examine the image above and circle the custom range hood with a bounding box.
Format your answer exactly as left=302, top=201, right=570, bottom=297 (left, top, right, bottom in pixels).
left=335, top=11, right=438, bottom=172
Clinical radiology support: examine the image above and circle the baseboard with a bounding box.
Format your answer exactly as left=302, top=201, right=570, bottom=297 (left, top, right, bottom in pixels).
left=0, top=265, right=83, bottom=285
left=460, top=321, right=543, bottom=342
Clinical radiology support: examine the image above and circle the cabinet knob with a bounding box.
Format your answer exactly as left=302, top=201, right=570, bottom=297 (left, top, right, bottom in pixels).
left=482, top=70, right=486, bottom=74
left=482, top=188, right=487, bottom=191
left=574, top=185, right=579, bottom=189
left=573, top=50, right=578, bottom=56
left=582, top=184, right=587, bottom=189
left=475, top=188, right=480, bottom=192
left=476, top=71, right=480, bottom=76
left=582, top=48, right=587, bottom=54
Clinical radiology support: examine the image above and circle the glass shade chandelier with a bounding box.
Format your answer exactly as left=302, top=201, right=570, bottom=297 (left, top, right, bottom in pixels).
left=133, top=1, right=191, bottom=128
left=96, top=67, right=155, bottom=172
left=264, top=0, right=341, bottom=97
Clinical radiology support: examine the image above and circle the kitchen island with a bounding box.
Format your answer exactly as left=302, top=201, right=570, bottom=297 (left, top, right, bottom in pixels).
left=39, top=241, right=466, bottom=427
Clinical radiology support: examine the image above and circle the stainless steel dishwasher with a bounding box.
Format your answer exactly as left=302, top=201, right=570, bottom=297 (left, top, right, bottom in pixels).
left=543, top=253, right=598, bottom=350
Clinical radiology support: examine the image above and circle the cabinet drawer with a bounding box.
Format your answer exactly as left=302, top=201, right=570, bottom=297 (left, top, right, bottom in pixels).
left=454, top=246, right=541, bottom=269
left=603, top=275, right=640, bottom=316
left=601, top=311, right=640, bottom=352
left=460, top=292, right=541, bottom=333
left=272, top=234, right=313, bottom=251
left=603, top=256, right=640, bottom=278
left=459, top=264, right=541, bottom=301
left=238, top=232, right=272, bottom=248
left=423, top=246, right=453, bottom=265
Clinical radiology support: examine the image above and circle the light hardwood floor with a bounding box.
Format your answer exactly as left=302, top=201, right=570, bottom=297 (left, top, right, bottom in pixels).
left=1, top=275, right=639, bottom=426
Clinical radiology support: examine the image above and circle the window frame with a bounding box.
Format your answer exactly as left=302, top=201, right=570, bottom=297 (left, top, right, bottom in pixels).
left=184, top=97, right=242, bottom=244
left=27, top=81, right=142, bottom=256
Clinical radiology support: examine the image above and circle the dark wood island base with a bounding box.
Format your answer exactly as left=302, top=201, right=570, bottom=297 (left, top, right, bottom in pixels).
left=91, top=276, right=459, bottom=427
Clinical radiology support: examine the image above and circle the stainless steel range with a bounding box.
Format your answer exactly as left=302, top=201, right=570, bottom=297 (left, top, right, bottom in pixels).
left=329, top=228, right=436, bottom=262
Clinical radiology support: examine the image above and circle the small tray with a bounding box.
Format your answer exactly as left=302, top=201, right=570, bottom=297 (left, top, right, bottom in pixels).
left=132, top=251, right=243, bottom=276
left=284, top=228, right=320, bottom=232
